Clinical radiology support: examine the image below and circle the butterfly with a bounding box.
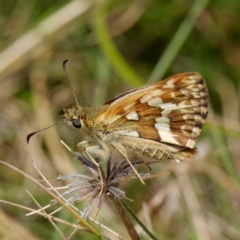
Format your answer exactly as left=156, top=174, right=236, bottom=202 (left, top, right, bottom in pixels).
left=27, top=61, right=208, bottom=185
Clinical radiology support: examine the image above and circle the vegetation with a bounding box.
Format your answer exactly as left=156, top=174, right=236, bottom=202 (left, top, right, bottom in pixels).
left=0, top=0, right=240, bottom=239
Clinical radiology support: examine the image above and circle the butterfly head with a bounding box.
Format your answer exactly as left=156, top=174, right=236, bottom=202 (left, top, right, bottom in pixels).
left=60, top=105, right=84, bottom=130
left=26, top=60, right=85, bottom=144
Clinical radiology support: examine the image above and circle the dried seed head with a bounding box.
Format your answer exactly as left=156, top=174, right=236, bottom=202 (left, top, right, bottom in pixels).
left=54, top=151, right=156, bottom=219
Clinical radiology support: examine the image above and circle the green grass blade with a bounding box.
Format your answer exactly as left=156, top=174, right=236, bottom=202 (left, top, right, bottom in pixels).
left=147, top=0, right=210, bottom=84
left=94, top=2, right=144, bottom=88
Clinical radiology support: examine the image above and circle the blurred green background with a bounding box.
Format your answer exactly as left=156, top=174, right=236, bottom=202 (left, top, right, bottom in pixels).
left=0, top=0, right=240, bottom=239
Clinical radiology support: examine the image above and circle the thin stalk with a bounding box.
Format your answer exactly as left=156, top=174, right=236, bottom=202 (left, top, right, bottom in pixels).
left=123, top=202, right=158, bottom=240
left=0, top=160, right=105, bottom=240
left=108, top=195, right=140, bottom=240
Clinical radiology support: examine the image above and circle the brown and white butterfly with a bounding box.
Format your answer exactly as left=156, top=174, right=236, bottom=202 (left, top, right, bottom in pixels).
left=27, top=61, right=208, bottom=184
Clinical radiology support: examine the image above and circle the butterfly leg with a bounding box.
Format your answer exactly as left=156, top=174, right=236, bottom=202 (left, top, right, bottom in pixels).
left=111, top=142, right=145, bottom=185
left=77, top=142, right=104, bottom=196
left=77, top=141, right=100, bottom=167
left=85, top=148, right=105, bottom=197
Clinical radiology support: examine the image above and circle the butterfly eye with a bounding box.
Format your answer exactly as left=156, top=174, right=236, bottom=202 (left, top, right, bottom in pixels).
left=72, top=119, right=81, bottom=128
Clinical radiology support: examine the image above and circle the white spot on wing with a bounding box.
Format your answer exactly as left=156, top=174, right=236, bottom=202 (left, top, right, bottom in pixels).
left=155, top=123, right=170, bottom=132
left=126, top=111, right=139, bottom=120
left=181, top=125, right=187, bottom=130
left=140, top=89, right=163, bottom=103
left=155, top=117, right=170, bottom=123
left=194, top=115, right=202, bottom=121
left=116, top=130, right=139, bottom=137
left=158, top=131, right=180, bottom=145
left=180, top=89, right=189, bottom=95
left=191, top=100, right=199, bottom=107
left=160, top=102, right=177, bottom=110
left=192, top=127, right=201, bottom=136
left=148, top=97, right=163, bottom=107
left=162, top=78, right=176, bottom=88
left=154, top=123, right=179, bottom=145
left=200, top=107, right=208, bottom=114
left=161, top=109, right=172, bottom=117
left=186, top=138, right=195, bottom=148
left=190, top=75, right=196, bottom=81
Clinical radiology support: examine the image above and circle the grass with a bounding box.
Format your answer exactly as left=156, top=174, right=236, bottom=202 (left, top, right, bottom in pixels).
left=0, top=0, right=240, bottom=239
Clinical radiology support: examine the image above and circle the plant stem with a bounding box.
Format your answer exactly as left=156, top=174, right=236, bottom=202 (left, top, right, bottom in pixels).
left=108, top=195, right=140, bottom=240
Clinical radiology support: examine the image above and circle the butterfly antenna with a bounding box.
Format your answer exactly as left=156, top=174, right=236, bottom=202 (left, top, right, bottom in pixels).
left=26, top=121, right=62, bottom=144
left=62, top=60, right=79, bottom=107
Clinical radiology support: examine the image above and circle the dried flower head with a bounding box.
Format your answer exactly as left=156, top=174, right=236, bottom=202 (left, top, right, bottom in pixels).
left=53, top=150, right=155, bottom=219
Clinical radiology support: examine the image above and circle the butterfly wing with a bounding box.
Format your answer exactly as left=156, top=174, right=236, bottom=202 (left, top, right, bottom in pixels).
left=94, top=72, right=208, bottom=149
